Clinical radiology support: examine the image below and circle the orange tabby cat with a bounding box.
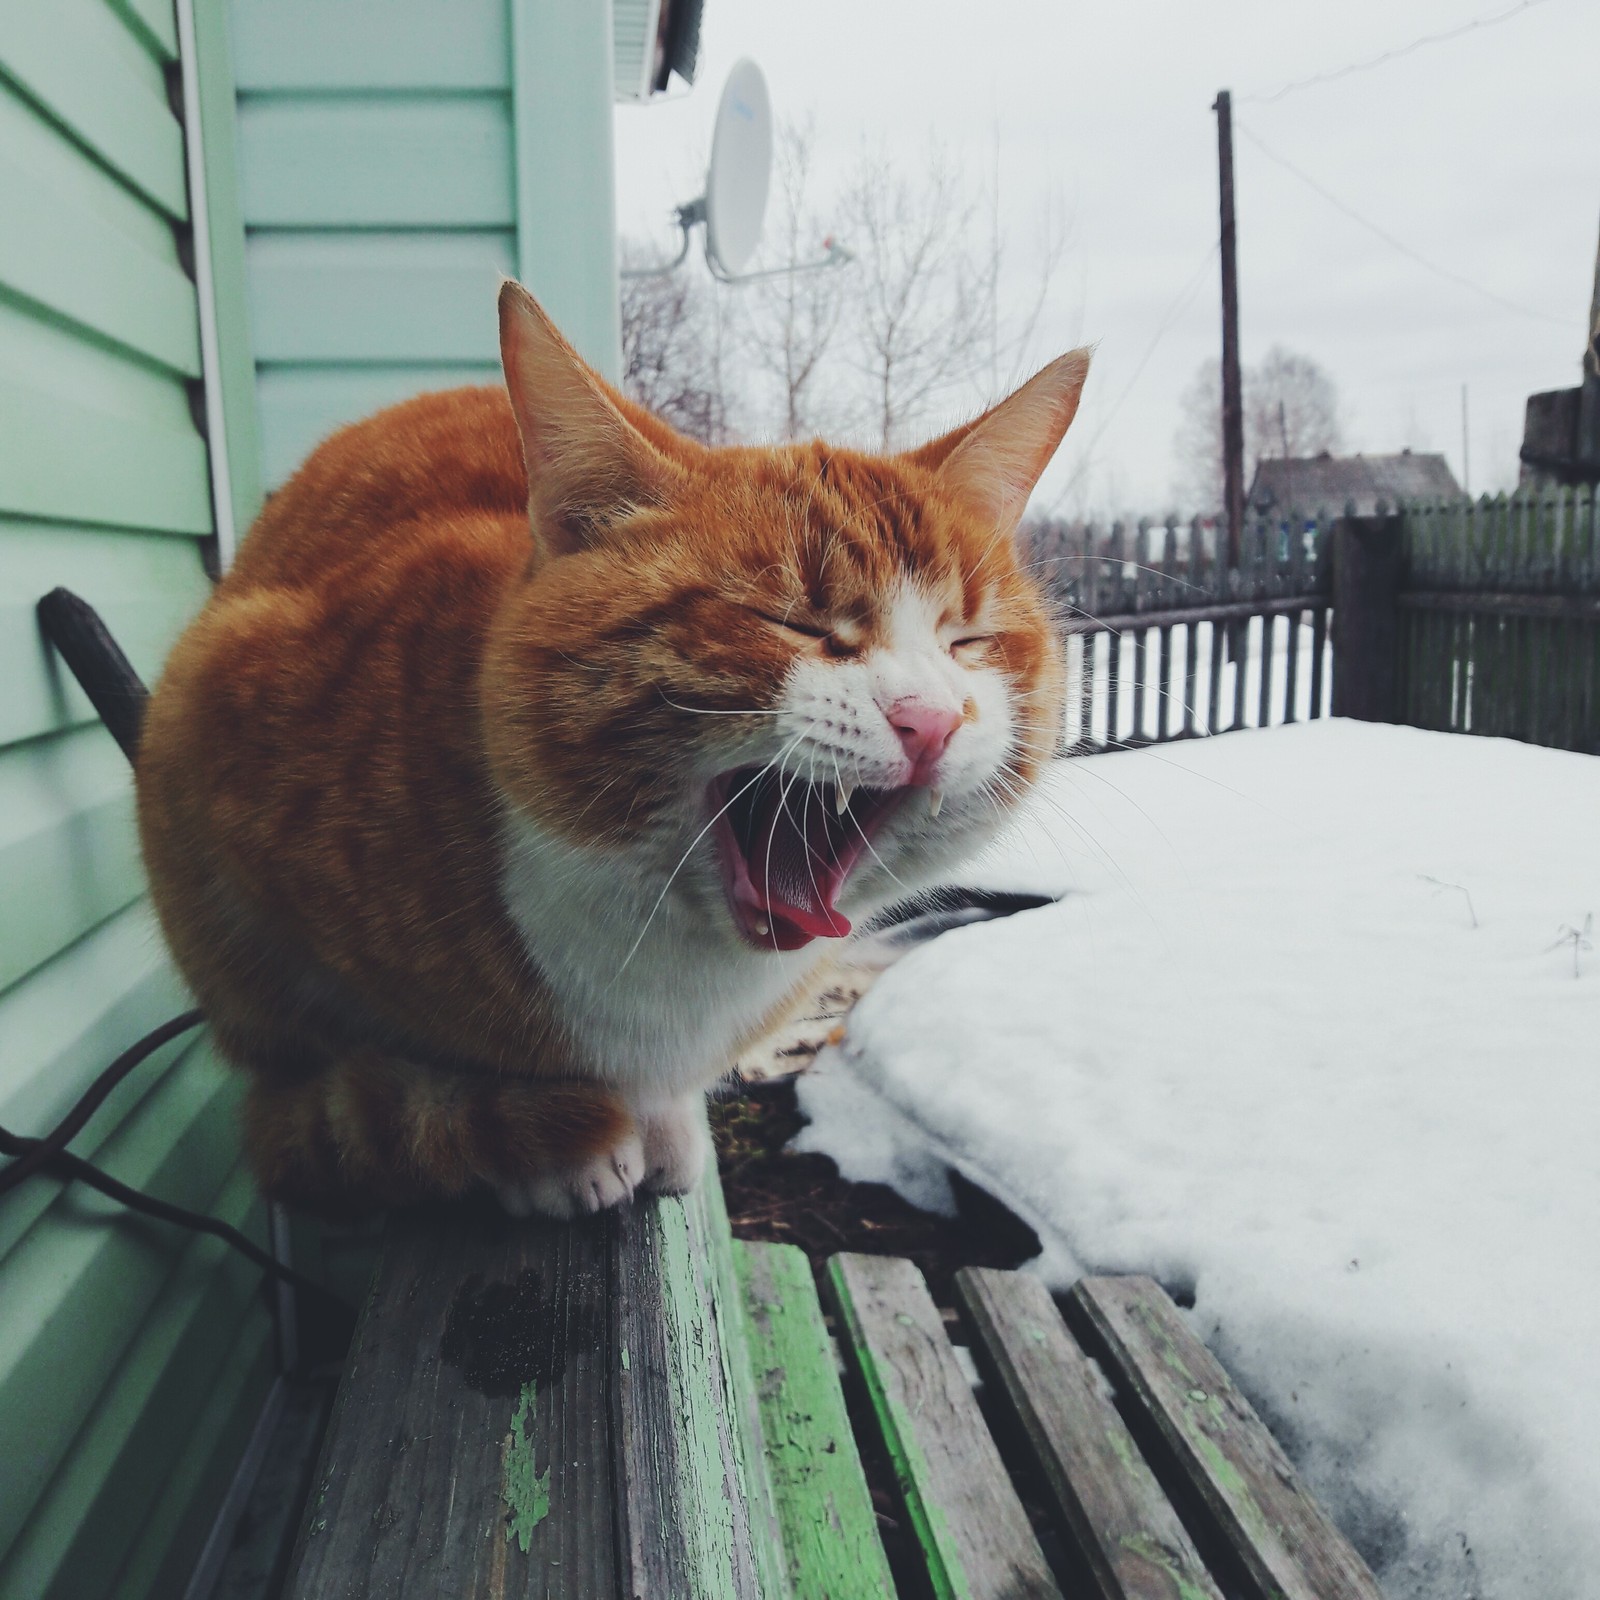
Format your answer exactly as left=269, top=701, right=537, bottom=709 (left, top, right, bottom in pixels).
left=135, top=282, right=1087, bottom=1219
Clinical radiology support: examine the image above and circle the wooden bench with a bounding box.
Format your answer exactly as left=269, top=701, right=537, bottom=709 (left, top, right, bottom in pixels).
left=283, top=1155, right=1383, bottom=1600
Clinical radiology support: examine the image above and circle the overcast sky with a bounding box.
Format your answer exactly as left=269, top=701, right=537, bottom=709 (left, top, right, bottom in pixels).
left=614, top=0, right=1597, bottom=516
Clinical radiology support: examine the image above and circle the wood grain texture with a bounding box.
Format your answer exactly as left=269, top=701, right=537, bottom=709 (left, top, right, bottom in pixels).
left=955, top=1269, right=1222, bottom=1600
left=1066, top=1277, right=1383, bottom=1600
left=825, top=1253, right=1061, bottom=1600
left=284, top=1179, right=784, bottom=1600
left=736, top=1241, right=895, bottom=1600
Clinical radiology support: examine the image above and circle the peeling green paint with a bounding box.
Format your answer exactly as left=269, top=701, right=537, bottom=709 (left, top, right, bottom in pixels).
left=621, top=1345, right=630, bottom=1372
left=1119, top=1531, right=1214, bottom=1600
left=503, top=1379, right=550, bottom=1553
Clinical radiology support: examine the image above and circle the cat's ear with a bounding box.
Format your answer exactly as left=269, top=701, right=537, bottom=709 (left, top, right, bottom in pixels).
left=498, top=280, right=669, bottom=555
left=910, top=348, right=1093, bottom=534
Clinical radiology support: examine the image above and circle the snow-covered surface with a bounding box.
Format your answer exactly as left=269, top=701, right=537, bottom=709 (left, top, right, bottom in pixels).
left=795, top=719, right=1600, bottom=1600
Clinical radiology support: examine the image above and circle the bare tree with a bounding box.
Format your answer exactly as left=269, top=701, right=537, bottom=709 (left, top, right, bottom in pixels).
left=1173, top=346, right=1342, bottom=512
left=618, top=241, right=735, bottom=443
left=738, top=122, right=848, bottom=440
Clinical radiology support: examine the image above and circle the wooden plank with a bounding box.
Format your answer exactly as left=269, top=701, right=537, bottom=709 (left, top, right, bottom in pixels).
left=1182, top=521, right=1201, bottom=735
left=1398, top=590, right=1600, bottom=621
left=284, top=1177, right=780, bottom=1599
left=0, top=0, right=189, bottom=218
left=824, top=1252, right=1061, bottom=1600
left=735, top=1242, right=894, bottom=1600
left=1066, top=1277, right=1383, bottom=1600
left=955, top=1269, right=1223, bottom=1600
left=245, top=230, right=514, bottom=363
left=255, top=364, right=500, bottom=489
left=230, top=0, right=512, bottom=91
left=235, top=95, right=516, bottom=228
left=0, top=377, right=213, bottom=535
left=0, top=150, right=200, bottom=376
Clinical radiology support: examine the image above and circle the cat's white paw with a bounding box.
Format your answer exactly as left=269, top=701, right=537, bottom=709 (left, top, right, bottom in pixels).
left=494, top=1132, right=645, bottom=1220
left=637, top=1096, right=709, bottom=1196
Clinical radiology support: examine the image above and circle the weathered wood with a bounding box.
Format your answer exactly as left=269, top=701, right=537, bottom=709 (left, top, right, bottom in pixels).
left=825, top=1253, right=1062, bottom=1600
left=735, top=1242, right=894, bottom=1600
left=284, top=1178, right=780, bottom=1600
left=1064, top=593, right=1327, bottom=637
left=1329, top=515, right=1402, bottom=722
left=1066, top=1277, right=1383, bottom=1600
left=955, top=1269, right=1223, bottom=1600
left=1398, top=589, right=1600, bottom=620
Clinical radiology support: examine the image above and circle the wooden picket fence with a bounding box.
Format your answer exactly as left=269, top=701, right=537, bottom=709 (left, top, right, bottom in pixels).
left=1026, top=514, right=1333, bottom=752
left=1027, top=487, right=1600, bottom=758
left=1398, top=487, right=1600, bottom=752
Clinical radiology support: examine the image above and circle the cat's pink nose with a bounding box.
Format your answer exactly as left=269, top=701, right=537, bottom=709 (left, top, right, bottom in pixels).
left=886, top=699, right=961, bottom=783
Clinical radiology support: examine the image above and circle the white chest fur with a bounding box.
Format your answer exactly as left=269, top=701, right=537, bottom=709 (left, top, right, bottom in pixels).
left=498, top=810, right=821, bottom=1098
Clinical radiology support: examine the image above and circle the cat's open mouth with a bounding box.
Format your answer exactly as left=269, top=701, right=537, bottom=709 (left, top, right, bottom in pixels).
left=709, top=767, right=904, bottom=951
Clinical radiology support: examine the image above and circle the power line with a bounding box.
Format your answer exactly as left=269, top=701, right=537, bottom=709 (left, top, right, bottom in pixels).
left=1236, top=123, right=1569, bottom=328
left=1242, top=0, right=1557, bottom=105
left=1044, top=241, right=1220, bottom=514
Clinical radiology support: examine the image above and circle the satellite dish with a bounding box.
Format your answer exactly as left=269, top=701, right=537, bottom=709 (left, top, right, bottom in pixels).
left=703, top=59, right=771, bottom=277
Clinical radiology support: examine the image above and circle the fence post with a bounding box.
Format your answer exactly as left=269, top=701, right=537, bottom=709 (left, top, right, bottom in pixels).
left=1330, top=514, right=1403, bottom=722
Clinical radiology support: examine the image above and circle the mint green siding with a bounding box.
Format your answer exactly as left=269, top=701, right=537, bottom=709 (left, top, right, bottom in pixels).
left=0, top=2, right=272, bottom=1595
left=229, top=0, right=621, bottom=489
left=2, top=3, right=626, bottom=1591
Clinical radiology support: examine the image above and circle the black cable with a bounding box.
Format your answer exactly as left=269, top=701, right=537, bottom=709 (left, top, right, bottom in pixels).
left=0, top=1012, right=357, bottom=1345
left=0, top=1008, right=205, bottom=1197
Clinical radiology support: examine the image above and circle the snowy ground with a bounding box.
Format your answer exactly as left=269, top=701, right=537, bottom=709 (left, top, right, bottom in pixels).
left=795, top=719, right=1600, bottom=1600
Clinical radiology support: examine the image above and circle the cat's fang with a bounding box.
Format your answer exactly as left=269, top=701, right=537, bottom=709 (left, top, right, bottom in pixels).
left=835, top=782, right=853, bottom=815
left=754, top=920, right=770, bottom=937
left=928, top=787, right=944, bottom=818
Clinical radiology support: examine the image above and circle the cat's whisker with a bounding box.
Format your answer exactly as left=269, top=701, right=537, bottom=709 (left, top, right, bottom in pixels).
left=614, top=727, right=813, bottom=978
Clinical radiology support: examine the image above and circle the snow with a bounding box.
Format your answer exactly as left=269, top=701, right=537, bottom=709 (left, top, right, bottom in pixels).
left=794, top=719, right=1600, bottom=1599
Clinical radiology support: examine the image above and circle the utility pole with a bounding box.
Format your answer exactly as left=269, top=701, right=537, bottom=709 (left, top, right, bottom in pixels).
left=1579, top=216, right=1600, bottom=468
left=1214, top=89, right=1245, bottom=567
left=1461, top=384, right=1470, bottom=496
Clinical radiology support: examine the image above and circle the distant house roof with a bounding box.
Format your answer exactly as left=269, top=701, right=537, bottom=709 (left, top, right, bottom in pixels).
left=1248, top=451, right=1462, bottom=515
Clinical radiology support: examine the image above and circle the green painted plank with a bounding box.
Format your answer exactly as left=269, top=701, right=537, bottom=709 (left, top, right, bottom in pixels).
left=0, top=150, right=199, bottom=377
left=191, top=0, right=265, bottom=535
left=825, top=1253, right=1062, bottom=1600
left=0, top=1037, right=241, bottom=1559
left=0, top=518, right=209, bottom=749
left=108, top=0, right=180, bottom=62
left=0, top=375, right=213, bottom=534
left=0, top=0, right=189, bottom=218
left=255, top=363, right=499, bottom=489
left=112, top=1312, right=275, bottom=1600
left=0, top=726, right=144, bottom=995
left=246, top=230, right=513, bottom=362
left=229, top=0, right=510, bottom=90
left=0, top=1168, right=265, bottom=1600
left=0, top=927, right=197, bottom=1269
left=235, top=94, right=515, bottom=227
left=734, top=1241, right=895, bottom=1600
left=0, top=83, right=181, bottom=273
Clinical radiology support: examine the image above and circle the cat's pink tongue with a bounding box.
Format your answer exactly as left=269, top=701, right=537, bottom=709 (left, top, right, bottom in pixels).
left=746, top=795, right=853, bottom=944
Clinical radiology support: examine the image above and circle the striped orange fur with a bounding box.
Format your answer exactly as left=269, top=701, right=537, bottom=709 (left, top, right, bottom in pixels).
left=135, top=283, right=1090, bottom=1219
